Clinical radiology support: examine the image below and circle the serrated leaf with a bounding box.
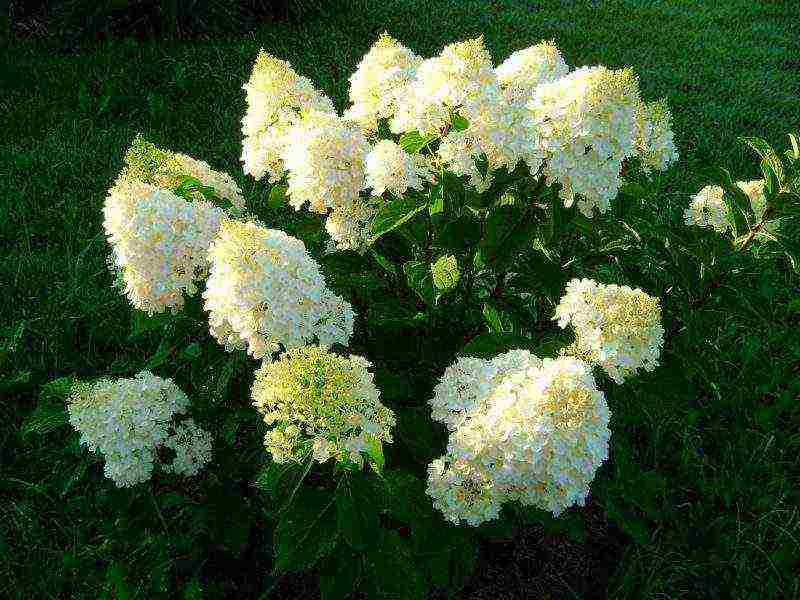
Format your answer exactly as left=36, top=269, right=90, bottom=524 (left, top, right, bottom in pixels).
left=399, top=131, right=437, bottom=154
left=336, top=473, right=381, bottom=550
left=274, top=488, right=338, bottom=572
left=431, top=254, right=460, bottom=292
left=370, top=197, right=427, bottom=244
left=481, top=303, right=513, bottom=334
left=268, top=184, right=288, bottom=209
left=403, top=261, right=436, bottom=306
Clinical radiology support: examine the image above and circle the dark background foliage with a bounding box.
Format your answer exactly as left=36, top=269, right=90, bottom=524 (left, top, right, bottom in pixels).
left=2, top=1, right=800, bottom=598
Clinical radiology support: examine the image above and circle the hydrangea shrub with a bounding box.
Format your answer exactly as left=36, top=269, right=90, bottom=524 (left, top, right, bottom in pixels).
left=31, top=33, right=780, bottom=599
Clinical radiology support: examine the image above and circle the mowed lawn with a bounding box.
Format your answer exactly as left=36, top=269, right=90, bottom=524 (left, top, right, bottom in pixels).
left=2, top=1, right=800, bottom=598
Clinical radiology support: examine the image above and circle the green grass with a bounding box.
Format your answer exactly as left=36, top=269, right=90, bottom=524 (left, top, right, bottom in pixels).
left=2, top=0, right=800, bottom=598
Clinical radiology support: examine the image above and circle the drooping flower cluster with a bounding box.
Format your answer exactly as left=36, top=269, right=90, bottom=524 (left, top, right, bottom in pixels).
left=203, top=220, right=354, bottom=359
left=251, top=346, right=396, bottom=465
left=103, top=183, right=225, bottom=315
left=684, top=185, right=729, bottom=232
left=241, top=51, right=335, bottom=182
left=67, top=371, right=211, bottom=487
left=122, top=134, right=246, bottom=211
left=427, top=352, right=611, bottom=524
left=554, top=278, right=664, bottom=384
left=344, top=33, right=422, bottom=131
left=365, top=139, right=432, bottom=197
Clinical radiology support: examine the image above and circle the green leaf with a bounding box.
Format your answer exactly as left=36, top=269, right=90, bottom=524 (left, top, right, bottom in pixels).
left=129, top=309, right=174, bottom=338
left=716, top=167, right=753, bottom=234
left=255, top=460, right=306, bottom=503
left=20, top=400, right=69, bottom=439
left=364, top=434, right=385, bottom=473
left=481, top=303, right=513, bottom=334
left=462, top=332, right=535, bottom=359
left=451, top=113, right=469, bottom=131
left=180, top=342, right=202, bottom=361
left=788, top=133, right=800, bottom=161
left=364, top=530, right=425, bottom=600
left=394, top=408, right=445, bottom=465
left=336, top=473, right=381, bottom=551
left=399, top=131, right=438, bottom=154
left=274, top=488, right=338, bottom=572
left=106, top=562, right=133, bottom=600
left=741, top=136, right=785, bottom=185
left=403, top=261, right=436, bottom=306
left=268, top=184, right=288, bottom=209
left=370, top=197, right=427, bottom=244
left=319, top=546, right=361, bottom=600
left=431, top=254, right=460, bottom=293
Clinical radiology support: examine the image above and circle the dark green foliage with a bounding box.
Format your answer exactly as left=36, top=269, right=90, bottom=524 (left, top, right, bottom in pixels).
left=3, top=0, right=800, bottom=599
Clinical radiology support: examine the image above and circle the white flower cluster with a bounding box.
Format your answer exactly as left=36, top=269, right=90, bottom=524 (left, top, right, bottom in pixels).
left=282, top=110, right=369, bottom=215
left=103, top=183, right=225, bottom=315
left=122, top=134, right=246, bottom=211
left=67, top=371, right=211, bottom=487
left=684, top=185, right=729, bottom=232
left=242, top=37, right=677, bottom=251
left=427, top=352, right=611, bottom=525
left=203, top=219, right=354, bottom=359
left=530, top=66, right=642, bottom=216
left=635, top=99, right=680, bottom=174
left=344, top=33, right=422, bottom=131
left=252, top=346, right=396, bottom=465
left=241, top=51, right=335, bottom=182
left=554, top=278, right=664, bottom=384
left=494, top=41, right=569, bottom=105
left=162, top=418, right=214, bottom=477
left=365, top=139, right=431, bottom=197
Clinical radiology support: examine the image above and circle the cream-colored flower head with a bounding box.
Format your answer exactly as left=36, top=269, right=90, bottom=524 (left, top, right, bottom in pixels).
left=427, top=354, right=611, bottom=523
left=392, top=37, right=497, bottom=135
left=495, top=40, right=569, bottom=105
left=344, top=33, right=422, bottom=131
left=429, top=349, right=541, bottom=431
left=426, top=456, right=502, bottom=526
left=324, top=197, right=376, bottom=252
left=162, top=418, right=213, bottom=477
left=67, top=372, right=211, bottom=487
left=241, top=50, right=335, bottom=182
left=252, top=346, right=396, bottom=465
left=202, top=220, right=353, bottom=359
left=122, top=134, right=245, bottom=211
left=736, top=179, right=767, bottom=220
left=554, top=278, right=664, bottom=383
left=684, top=185, right=729, bottom=232
left=529, top=66, right=642, bottom=216
left=281, top=110, right=369, bottom=215
left=365, top=139, right=432, bottom=197
left=635, top=99, right=679, bottom=174
left=103, top=183, right=225, bottom=315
